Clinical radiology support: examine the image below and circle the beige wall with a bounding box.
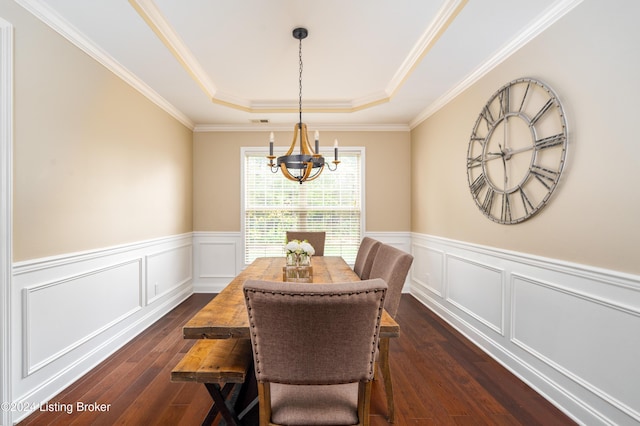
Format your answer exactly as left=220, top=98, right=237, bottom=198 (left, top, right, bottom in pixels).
left=9, top=1, right=193, bottom=261
left=194, top=130, right=411, bottom=232
left=411, top=0, right=640, bottom=274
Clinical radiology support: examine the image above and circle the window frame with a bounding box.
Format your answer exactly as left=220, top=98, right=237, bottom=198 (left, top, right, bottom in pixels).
left=241, top=146, right=366, bottom=266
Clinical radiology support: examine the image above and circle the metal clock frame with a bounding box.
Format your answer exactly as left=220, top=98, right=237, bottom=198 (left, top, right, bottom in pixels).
left=466, top=77, right=568, bottom=224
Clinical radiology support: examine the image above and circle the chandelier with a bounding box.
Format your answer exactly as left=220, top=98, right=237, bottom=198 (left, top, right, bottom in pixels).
left=267, top=27, right=339, bottom=184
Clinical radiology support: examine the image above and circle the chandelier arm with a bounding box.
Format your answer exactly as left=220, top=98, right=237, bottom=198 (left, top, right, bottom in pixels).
left=304, top=164, right=325, bottom=182
left=302, top=161, right=313, bottom=182
left=299, top=123, right=314, bottom=155
left=279, top=163, right=302, bottom=182
left=280, top=160, right=314, bottom=184
left=326, top=162, right=339, bottom=172
left=284, top=124, right=299, bottom=156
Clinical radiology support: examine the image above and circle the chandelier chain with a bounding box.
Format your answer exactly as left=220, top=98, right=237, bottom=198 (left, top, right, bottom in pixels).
left=298, top=37, right=303, bottom=126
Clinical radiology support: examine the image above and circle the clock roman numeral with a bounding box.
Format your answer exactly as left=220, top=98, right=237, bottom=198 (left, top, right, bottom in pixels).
left=470, top=128, right=486, bottom=145
left=481, top=105, right=496, bottom=128
left=499, top=86, right=510, bottom=118
left=470, top=174, right=486, bottom=196
left=530, top=99, right=555, bottom=125
left=535, top=133, right=565, bottom=150
left=530, top=165, right=560, bottom=190
left=518, top=82, right=531, bottom=113
left=517, top=186, right=535, bottom=215
left=467, top=155, right=483, bottom=169
left=482, top=188, right=495, bottom=213
left=501, top=193, right=511, bottom=223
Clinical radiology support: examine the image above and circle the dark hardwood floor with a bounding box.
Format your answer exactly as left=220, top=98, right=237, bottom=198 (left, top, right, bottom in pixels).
left=18, top=293, right=576, bottom=425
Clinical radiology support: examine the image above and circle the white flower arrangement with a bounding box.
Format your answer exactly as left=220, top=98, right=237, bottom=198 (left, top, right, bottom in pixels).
left=285, top=239, right=315, bottom=256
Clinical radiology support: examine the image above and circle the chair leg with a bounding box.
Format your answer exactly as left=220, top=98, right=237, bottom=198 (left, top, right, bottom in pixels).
left=358, top=381, right=372, bottom=426
left=379, top=337, right=395, bottom=423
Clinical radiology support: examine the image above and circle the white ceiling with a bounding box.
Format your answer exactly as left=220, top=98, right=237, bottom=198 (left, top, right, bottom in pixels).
left=17, top=0, right=582, bottom=131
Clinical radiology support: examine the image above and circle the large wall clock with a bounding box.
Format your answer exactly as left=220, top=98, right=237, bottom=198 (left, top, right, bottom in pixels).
left=467, top=77, right=568, bottom=224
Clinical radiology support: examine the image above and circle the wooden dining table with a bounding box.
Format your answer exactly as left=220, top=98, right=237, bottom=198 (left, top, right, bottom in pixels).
left=183, top=256, right=400, bottom=340
left=182, top=255, right=400, bottom=423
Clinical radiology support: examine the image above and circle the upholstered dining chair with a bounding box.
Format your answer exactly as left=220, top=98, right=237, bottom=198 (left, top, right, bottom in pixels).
left=285, top=231, right=325, bottom=256
left=353, top=237, right=381, bottom=280
left=243, top=279, right=387, bottom=426
left=368, top=244, right=413, bottom=423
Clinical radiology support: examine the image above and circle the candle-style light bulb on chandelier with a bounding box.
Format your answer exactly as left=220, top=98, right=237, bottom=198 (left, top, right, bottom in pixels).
left=267, top=27, right=340, bottom=184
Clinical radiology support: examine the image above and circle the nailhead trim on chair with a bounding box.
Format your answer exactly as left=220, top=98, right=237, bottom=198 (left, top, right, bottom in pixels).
left=245, top=288, right=386, bottom=379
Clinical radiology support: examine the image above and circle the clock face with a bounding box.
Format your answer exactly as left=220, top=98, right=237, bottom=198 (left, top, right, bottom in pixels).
left=467, top=78, right=568, bottom=224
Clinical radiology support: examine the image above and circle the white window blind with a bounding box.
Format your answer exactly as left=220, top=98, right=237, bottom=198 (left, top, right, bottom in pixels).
left=243, top=148, right=363, bottom=265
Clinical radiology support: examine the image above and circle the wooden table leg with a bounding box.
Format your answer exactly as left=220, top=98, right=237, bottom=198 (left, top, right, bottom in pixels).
left=379, top=337, right=395, bottom=423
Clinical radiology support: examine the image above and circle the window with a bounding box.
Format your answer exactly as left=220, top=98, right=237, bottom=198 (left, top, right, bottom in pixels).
left=243, top=147, right=364, bottom=265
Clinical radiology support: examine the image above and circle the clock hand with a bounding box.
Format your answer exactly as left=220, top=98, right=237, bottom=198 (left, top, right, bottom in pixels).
left=483, top=151, right=504, bottom=162
left=507, top=145, right=534, bottom=155
left=498, top=145, right=535, bottom=161
left=499, top=144, right=508, bottom=191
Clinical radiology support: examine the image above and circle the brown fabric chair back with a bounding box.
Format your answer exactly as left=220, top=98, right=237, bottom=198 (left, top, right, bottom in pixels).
left=243, top=279, right=387, bottom=384
left=369, top=244, right=413, bottom=318
left=353, top=237, right=381, bottom=280
left=285, top=231, right=326, bottom=256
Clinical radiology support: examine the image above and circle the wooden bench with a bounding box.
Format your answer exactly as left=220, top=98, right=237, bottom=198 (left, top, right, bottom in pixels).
left=171, top=338, right=254, bottom=425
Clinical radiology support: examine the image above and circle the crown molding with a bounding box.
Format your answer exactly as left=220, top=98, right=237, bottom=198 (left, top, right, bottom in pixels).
left=409, top=0, right=584, bottom=129
left=16, top=0, right=195, bottom=130
left=386, top=0, right=467, bottom=98
left=193, top=123, right=410, bottom=133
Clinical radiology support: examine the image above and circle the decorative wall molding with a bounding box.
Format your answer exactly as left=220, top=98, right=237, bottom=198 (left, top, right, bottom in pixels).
left=365, top=231, right=412, bottom=253
left=10, top=234, right=193, bottom=424
left=22, top=259, right=143, bottom=376
left=191, top=231, right=413, bottom=293
left=146, top=243, right=192, bottom=304
left=192, top=232, right=244, bottom=293
left=410, top=233, right=640, bottom=426
left=365, top=232, right=413, bottom=292
left=445, top=254, right=505, bottom=336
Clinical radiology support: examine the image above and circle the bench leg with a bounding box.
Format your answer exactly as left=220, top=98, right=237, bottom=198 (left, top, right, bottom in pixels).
left=204, top=383, right=242, bottom=426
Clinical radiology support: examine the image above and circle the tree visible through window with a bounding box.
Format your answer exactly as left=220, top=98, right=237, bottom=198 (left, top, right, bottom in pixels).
left=243, top=148, right=363, bottom=265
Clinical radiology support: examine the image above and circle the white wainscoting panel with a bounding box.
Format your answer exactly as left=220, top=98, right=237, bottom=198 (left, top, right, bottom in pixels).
left=23, top=259, right=142, bottom=376
left=365, top=232, right=411, bottom=254
left=410, top=233, right=640, bottom=426
left=365, top=232, right=412, bottom=292
left=192, top=232, right=243, bottom=292
left=191, top=232, right=412, bottom=293
left=446, top=255, right=505, bottom=335
left=411, top=243, right=444, bottom=297
left=146, top=243, right=192, bottom=304
left=10, top=234, right=193, bottom=424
